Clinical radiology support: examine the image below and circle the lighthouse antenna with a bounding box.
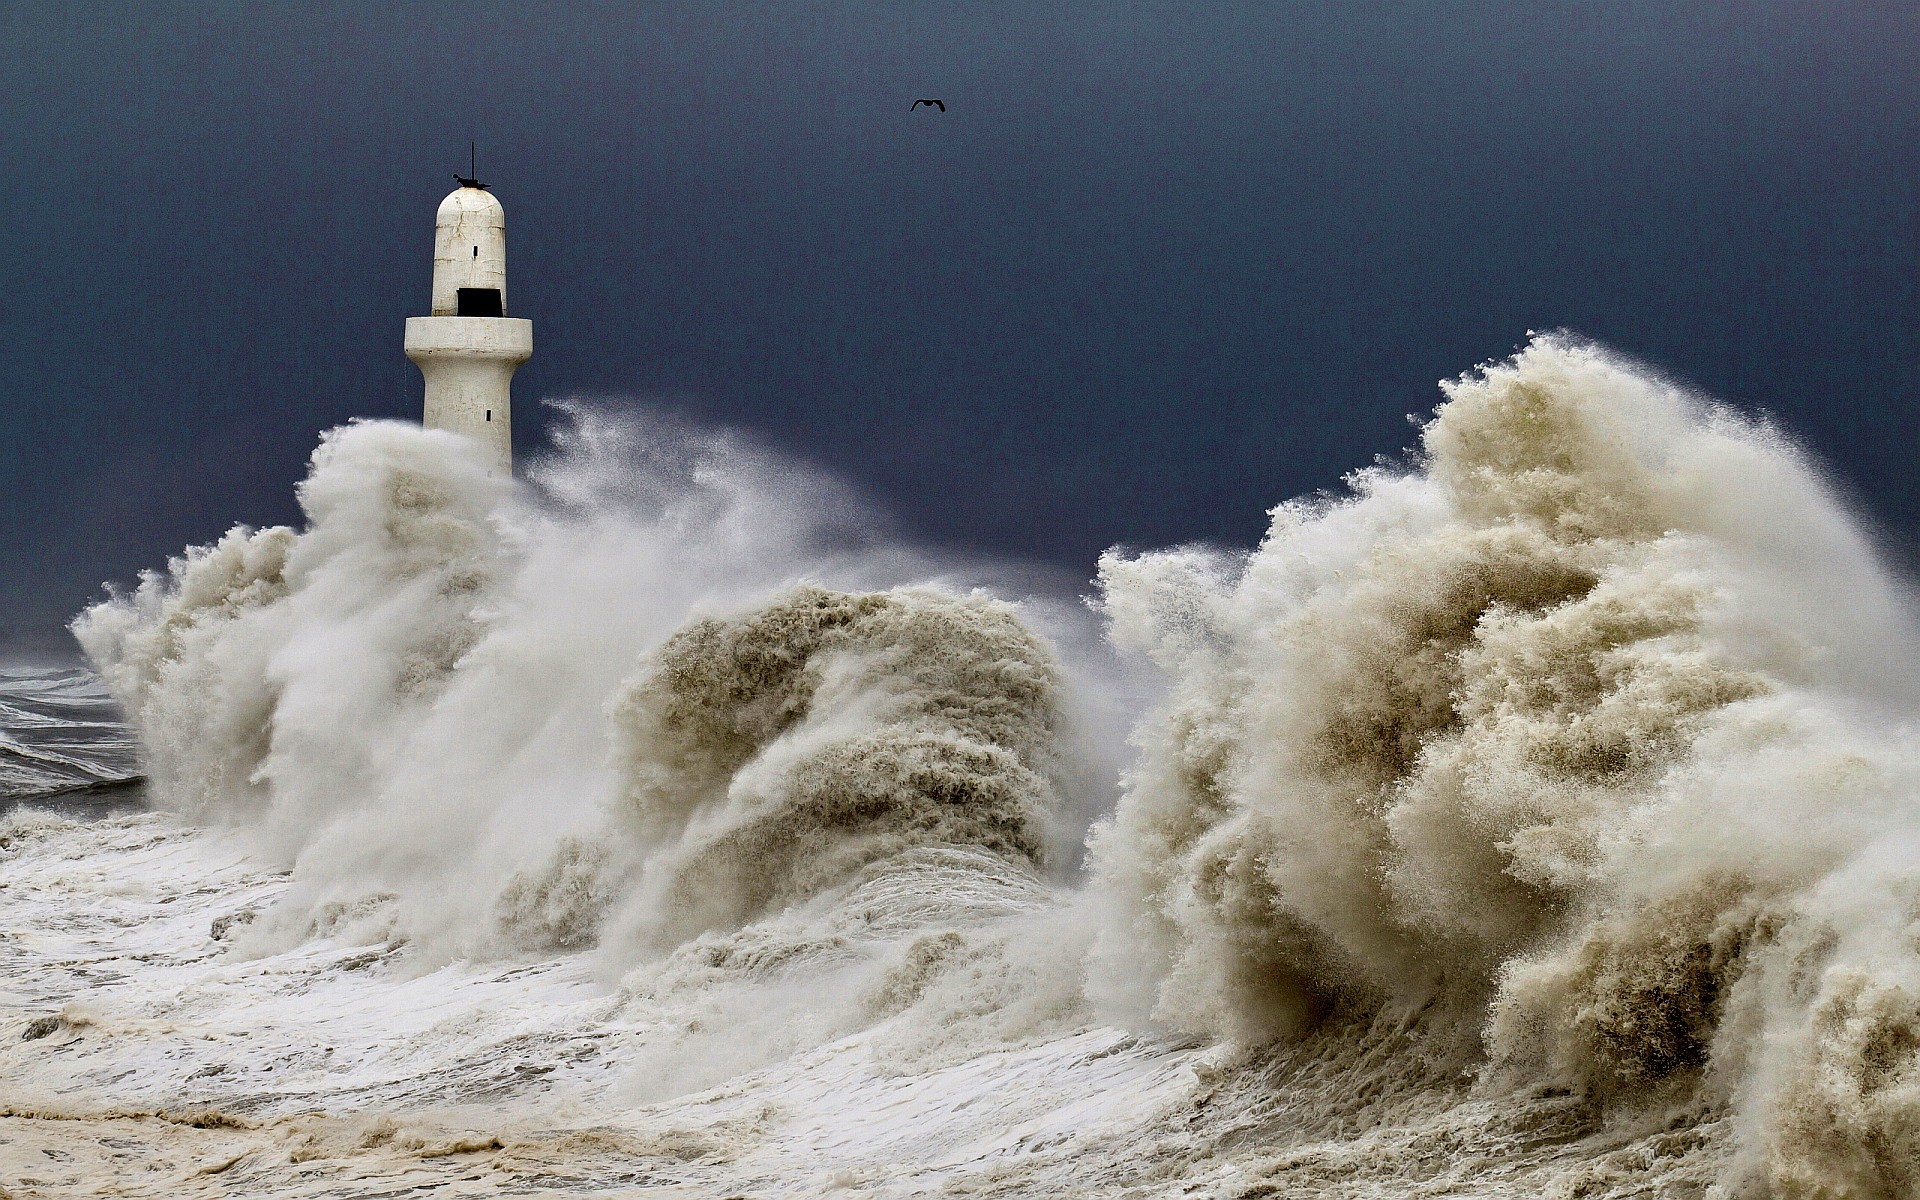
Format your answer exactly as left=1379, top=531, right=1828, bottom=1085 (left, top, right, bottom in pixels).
left=452, top=141, right=488, bottom=190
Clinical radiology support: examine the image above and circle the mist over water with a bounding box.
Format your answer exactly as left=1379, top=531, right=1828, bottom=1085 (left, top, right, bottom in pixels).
left=43, top=335, right=1920, bottom=1196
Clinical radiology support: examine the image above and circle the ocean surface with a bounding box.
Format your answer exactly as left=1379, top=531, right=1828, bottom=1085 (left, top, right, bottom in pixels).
left=0, top=666, right=144, bottom=816
left=5, top=335, right=1917, bottom=1198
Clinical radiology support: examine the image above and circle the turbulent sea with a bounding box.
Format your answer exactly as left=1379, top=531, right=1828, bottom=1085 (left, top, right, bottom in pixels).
left=6, top=335, right=1920, bottom=1198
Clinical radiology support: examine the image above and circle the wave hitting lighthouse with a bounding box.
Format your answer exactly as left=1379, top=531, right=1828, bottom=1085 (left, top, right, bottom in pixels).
left=403, top=171, right=532, bottom=475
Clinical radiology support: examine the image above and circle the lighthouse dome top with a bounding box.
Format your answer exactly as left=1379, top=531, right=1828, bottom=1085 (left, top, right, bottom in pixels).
left=429, top=184, right=509, bottom=317
left=437, top=185, right=505, bottom=223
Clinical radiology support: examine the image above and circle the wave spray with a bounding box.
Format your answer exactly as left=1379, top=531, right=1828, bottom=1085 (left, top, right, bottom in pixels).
left=64, top=335, right=1920, bottom=1195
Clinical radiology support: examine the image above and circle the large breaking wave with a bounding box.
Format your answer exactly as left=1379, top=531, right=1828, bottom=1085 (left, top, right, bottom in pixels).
left=74, top=409, right=1090, bottom=955
left=60, top=335, right=1920, bottom=1196
left=1089, top=335, right=1920, bottom=1195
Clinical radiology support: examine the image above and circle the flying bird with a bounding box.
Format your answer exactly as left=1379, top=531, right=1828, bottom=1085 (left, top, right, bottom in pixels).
left=910, top=99, right=946, bottom=112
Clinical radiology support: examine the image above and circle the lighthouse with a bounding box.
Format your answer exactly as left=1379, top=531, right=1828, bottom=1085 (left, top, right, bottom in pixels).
left=403, top=178, right=532, bottom=475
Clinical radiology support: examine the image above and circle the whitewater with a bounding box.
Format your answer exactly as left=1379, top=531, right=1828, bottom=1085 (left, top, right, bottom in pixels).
left=5, top=334, right=1917, bottom=1198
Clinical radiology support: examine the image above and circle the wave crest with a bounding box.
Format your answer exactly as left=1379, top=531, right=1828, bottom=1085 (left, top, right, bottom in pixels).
left=504, top=584, right=1065, bottom=954
left=1092, top=334, right=1920, bottom=1191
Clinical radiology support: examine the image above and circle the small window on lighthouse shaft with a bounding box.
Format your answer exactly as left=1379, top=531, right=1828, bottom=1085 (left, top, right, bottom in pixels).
left=456, top=288, right=504, bottom=317
left=472, top=246, right=478, bottom=258
left=486, top=410, right=492, bottom=422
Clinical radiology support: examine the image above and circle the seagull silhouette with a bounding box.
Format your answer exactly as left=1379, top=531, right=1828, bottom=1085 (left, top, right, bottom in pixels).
left=910, top=99, right=946, bottom=112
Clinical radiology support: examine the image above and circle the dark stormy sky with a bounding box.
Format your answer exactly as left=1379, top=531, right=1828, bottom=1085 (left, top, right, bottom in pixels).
left=3, top=2, right=1916, bottom=652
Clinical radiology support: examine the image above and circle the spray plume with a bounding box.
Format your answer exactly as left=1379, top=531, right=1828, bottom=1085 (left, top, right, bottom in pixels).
left=70, top=336, right=1920, bottom=1193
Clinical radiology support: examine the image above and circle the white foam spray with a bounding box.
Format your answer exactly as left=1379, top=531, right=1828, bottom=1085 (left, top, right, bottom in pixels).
left=74, top=405, right=1112, bottom=961
left=1089, top=333, right=1920, bottom=1194
left=66, top=335, right=1920, bottom=1195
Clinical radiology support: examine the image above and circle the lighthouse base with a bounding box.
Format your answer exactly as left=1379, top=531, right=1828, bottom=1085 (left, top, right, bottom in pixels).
left=404, top=316, right=533, bottom=476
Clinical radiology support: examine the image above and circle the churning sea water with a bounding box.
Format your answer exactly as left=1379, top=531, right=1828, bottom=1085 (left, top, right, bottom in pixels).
left=6, top=335, right=1918, bottom=1197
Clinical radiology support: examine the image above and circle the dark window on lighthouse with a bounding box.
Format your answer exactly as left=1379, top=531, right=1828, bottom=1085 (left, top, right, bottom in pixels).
left=456, top=287, right=503, bottom=317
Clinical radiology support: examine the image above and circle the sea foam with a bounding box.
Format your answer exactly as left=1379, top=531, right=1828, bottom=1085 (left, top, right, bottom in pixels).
left=65, top=335, right=1920, bottom=1195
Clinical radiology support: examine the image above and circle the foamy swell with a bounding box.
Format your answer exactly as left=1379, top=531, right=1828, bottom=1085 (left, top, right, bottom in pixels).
left=64, top=339, right=1920, bottom=1192
left=69, top=406, right=1097, bottom=1114
left=1091, top=334, right=1920, bottom=1194
left=72, top=407, right=1084, bottom=982
left=73, top=418, right=523, bottom=947
left=503, top=583, right=1064, bottom=955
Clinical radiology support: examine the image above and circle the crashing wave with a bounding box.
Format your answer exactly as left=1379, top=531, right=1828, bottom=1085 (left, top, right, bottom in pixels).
left=62, top=336, right=1920, bottom=1193
left=502, top=583, right=1064, bottom=954
left=1090, top=333, right=1920, bottom=1193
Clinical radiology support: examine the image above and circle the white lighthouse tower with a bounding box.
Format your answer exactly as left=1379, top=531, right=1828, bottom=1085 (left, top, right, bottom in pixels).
left=403, top=177, right=531, bottom=475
